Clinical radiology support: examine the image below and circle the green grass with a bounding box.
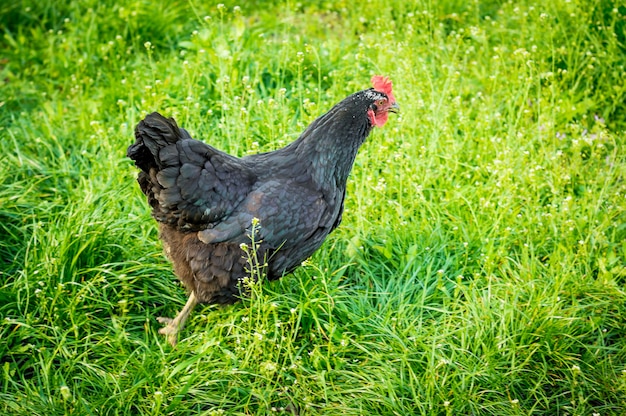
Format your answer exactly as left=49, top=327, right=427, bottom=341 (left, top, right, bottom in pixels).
left=1, top=0, right=625, bottom=414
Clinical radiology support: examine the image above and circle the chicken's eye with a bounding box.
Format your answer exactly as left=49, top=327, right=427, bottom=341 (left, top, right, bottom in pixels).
left=377, top=99, right=386, bottom=106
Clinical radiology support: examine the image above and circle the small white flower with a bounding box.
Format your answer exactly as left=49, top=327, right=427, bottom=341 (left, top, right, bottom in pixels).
left=60, top=385, right=72, bottom=401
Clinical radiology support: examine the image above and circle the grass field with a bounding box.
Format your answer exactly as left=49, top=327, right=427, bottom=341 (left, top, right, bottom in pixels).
left=1, top=0, right=625, bottom=414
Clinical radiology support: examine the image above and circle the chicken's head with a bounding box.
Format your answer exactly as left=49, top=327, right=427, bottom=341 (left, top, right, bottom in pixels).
left=367, top=75, right=399, bottom=127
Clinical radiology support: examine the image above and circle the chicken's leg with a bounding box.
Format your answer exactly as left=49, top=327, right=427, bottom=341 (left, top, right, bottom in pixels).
left=157, top=291, right=198, bottom=347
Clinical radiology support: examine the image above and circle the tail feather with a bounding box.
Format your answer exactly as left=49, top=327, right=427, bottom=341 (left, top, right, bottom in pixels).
left=128, top=112, right=188, bottom=172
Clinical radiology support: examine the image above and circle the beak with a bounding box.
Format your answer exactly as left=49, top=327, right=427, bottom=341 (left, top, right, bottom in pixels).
left=388, top=102, right=400, bottom=113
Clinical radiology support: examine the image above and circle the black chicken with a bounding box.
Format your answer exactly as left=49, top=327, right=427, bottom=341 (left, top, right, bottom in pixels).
left=128, top=76, right=398, bottom=345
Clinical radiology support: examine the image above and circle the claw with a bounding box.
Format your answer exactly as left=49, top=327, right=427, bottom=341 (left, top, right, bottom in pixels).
left=157, top=292, right=198, bottom=347
left=158, top=321, right=180, bottom=346
left=156, top=316, right=173, bottom=325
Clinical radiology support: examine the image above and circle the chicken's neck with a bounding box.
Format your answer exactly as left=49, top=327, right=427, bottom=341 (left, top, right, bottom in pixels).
left=290, top=107, right=372, bottom=191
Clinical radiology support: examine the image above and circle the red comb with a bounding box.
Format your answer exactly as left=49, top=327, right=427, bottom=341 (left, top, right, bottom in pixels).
left=371, top=75, right=395, bottom=102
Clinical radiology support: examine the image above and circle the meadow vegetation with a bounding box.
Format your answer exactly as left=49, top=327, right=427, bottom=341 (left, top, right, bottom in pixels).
left=1, top=0, right=625, bottom=414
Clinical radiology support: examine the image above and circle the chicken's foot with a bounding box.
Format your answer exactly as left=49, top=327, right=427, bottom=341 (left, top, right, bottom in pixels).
left=157, top=291, right=198, bottom=347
